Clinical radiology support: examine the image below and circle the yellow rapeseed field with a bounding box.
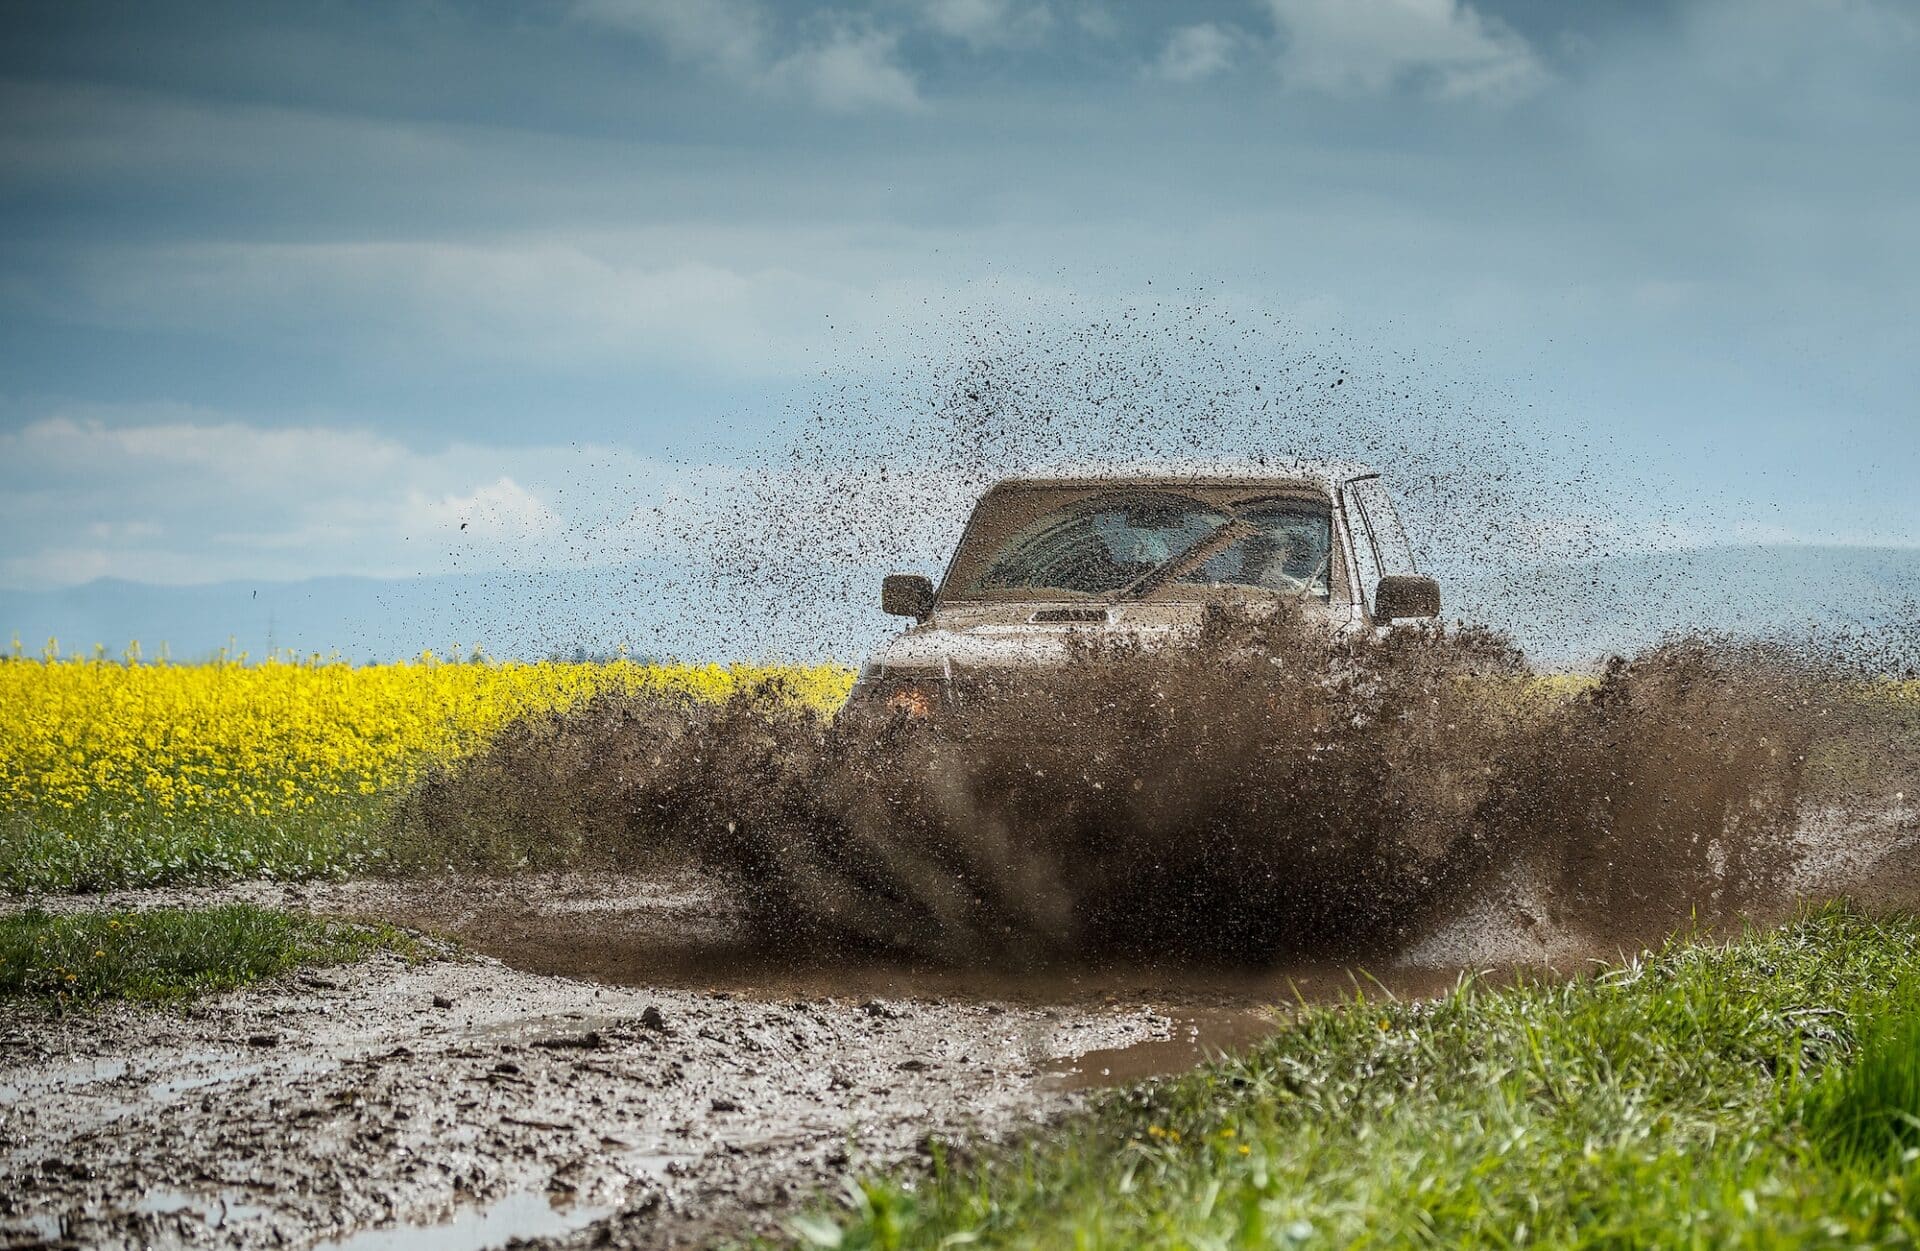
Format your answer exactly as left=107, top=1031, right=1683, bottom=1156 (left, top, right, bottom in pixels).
left=0, top=654, right=851, bottom=891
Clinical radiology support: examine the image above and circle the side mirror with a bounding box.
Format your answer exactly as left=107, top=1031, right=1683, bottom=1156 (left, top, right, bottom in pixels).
left=1373, top=574, right=1441, bottom=621
left=881, top=573, right=935, bottom=621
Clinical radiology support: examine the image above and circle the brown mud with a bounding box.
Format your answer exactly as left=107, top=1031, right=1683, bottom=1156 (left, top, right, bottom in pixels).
left=0, top=882, right=1161, bottom=1251
left=395, top=610, right=1916, bottom=969
left=0, top=870, right=1547, bottom=1251
left=8, top=773, right=1916, bottom=1251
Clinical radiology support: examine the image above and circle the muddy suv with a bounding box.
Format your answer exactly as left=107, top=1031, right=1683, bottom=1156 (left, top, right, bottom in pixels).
left=848, top=464, right=1441, bottom=715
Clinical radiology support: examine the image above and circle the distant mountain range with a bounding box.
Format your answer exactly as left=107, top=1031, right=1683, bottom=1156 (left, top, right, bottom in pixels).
left=0, top=568, right=693, bottom=665
left=3, top=543, right=1916, bottom=669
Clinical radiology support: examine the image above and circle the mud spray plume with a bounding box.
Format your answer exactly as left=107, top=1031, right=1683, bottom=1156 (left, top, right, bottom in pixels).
left=392, top=609, right=1898, bottom=970
left=393, top=303, right=1918, bottom=969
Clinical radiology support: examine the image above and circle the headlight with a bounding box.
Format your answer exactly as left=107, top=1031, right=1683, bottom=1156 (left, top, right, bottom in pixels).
left=849, top=664, right=949, bottom=717
left=884, top=681, right=940, bottom=717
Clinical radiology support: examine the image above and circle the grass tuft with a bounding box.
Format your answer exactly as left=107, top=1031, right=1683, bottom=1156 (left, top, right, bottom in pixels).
left=0, top=904, right=430, bottom=1003
left=1805, top=986, right=1920, bottom=1166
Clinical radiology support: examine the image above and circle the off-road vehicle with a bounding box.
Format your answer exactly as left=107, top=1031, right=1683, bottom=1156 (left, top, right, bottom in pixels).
left=849, top=463, right=1440, bottom=715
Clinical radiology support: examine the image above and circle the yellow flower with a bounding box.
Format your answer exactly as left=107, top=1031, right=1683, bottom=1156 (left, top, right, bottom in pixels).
left=2, top=655, right=853, bottom=836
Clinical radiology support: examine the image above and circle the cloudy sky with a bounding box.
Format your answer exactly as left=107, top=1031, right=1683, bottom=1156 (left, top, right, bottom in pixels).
left=2, top=0, right=1916, bottom=592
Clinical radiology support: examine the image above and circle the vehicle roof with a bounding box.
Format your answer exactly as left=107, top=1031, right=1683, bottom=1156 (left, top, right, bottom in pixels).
left=983, top=459, right=1377, bottom=496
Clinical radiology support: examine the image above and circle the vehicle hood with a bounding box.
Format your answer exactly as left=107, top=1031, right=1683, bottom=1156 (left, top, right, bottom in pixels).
left=864, top=598, right=1345, bottom=675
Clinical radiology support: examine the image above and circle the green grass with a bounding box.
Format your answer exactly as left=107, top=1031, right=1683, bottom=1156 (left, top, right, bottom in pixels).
left=782, top=908, right=1920, bottom=1249
left=0, top=795, right=391, bottom=894
left=0, top=904, right=429, bottom=1003
left=1804, top=985, right=1920, bottom=1166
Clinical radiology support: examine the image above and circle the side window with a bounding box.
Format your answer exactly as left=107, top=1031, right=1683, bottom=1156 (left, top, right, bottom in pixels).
left=1343, top=478, right=1418, bottom=617
left=1341, top=482, right=1382, bottom=615
left=1350, top=478, right=1418, bottom=575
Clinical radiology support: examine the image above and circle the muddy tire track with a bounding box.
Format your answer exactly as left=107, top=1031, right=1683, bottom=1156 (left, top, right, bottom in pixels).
left=0, top=942, right=1169, bottom=1250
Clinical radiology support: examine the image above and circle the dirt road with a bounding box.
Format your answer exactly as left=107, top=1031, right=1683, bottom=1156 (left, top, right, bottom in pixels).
left=9, top=795, right=1913, bottom=1251
left=2, top=920, right=1176, bottom=1249
left=2, top=873, right=1371, bottom=1251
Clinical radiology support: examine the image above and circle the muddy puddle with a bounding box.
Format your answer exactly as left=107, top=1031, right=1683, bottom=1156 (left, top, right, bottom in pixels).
left=227, top=868, right=1563, bottom=1019
left=1, top=868, right=1593, bottom=1251
left=376, top=880, right=1498, bottom=1093
left=9, top=787, right=1915, bottom=1251
left=378, top=883, right=1539, bottom=1095
left=1036, top=965, right=1534, bottom=1091
left=310, top=1190, right=612, bottom=1251
left=1041, top=1005, right=1280, bottom=1090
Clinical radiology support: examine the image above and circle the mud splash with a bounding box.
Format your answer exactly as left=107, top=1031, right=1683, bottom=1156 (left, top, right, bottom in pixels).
left=684, top=308, right=1655, bottom=664
left=395, top=607, right=1898, bottom=971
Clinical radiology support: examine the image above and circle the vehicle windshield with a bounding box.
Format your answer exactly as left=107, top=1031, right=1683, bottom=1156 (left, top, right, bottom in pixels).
left=957, top=490, right=1332, bottom=600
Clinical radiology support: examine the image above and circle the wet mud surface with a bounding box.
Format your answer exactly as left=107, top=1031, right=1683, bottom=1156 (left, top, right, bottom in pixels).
left=0, top=864, right=1589, bottom=1251
left=1, top=894, right=1171, bottom=1251
left=8, top=783, right=1919, bottom=1251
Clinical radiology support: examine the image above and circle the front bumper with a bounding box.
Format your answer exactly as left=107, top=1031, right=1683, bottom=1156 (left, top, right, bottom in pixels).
left=845, top=663, right=955, bottom=718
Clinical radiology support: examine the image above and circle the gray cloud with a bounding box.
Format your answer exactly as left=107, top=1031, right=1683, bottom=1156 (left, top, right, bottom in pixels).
left=575, top=0, right=921, bottom=111
left=1150, top=22, right=1239, bottom=83
left=765, top=21, right=923, bottom=112
left=1260, top=0, right=1547, bottom=100
left=574, top=0, right=770, bottom=72
left=915, top=0, right=1056, bottom=50
left=0, top=410, right=696, bottom=588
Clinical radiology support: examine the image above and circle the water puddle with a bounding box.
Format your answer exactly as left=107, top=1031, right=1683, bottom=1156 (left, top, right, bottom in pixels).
left=1, top=1213, right=62, bottom=1245
left=312, top=1190, right=610, bottom=1251
left=135, top=1188, right=273, bottom=1225
left=147, top=1050, right=331, bottom=1100
left=1044, top=1006, right=1281, bottom=1090
left=0, top=1055, right=129, bottom=1100
left=1040, top=966, right=1514, bottom=1089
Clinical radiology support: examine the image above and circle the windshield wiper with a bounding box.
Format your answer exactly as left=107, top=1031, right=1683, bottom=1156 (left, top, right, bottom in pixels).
left=1109, top=517, right=1256, bottom=603
left=1294, top=552, right=1331, bottom=601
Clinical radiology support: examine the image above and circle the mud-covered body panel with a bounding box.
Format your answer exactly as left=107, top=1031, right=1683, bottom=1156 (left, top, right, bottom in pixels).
left=859, top=598, right=1347, bottom=678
